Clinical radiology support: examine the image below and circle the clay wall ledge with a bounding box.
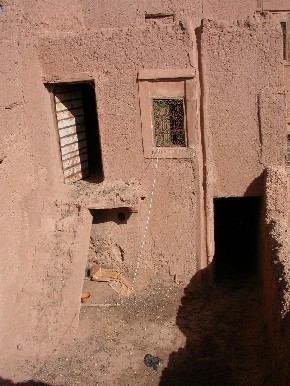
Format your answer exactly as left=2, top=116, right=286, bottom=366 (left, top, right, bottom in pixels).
left=56, top=179, right=145, bottom=212
left=42, top=72, right=94, bottom=84
left=138, top=68, right=195, bottom=80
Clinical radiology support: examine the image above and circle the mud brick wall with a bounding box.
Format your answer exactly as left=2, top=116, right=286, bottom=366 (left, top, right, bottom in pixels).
left=262, top=166, right=290, bottom=385
left=200, top=14, right=286, bottom=263
left=0, top=0, right=287, bottom=378
left=201, top=14, right=285, bottom=198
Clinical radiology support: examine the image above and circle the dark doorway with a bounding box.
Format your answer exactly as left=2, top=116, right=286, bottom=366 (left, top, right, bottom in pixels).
left=52, top=82, right=103, bottom=183
left=213, top=197, right=261, bottom=280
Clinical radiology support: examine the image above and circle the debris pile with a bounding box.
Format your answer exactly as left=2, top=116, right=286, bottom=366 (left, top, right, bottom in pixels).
left=90, top=265, right=132, bottom=297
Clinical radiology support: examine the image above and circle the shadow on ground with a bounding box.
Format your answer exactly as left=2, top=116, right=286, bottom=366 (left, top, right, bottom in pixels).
left=0, top=377, right=52, bottom=386
left=159, top=265, right=272, bottom=386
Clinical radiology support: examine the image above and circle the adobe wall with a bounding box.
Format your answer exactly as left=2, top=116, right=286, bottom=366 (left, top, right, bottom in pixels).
left=0, top=0, right=258, bottom=31
left=38, top=22, right=198, bottom=279
left=0, top=4, right=93, bottom=374
left=261, top=167, right=290, bottom=385
left=0, top=0, right=287, bottom=379
left=79, top=0, right=257, bottom=29
left=1, top=13, right=200, bottom=376
left=201, top=15, right=285, bottom=199
left=200, top=14, right=285, bottom=261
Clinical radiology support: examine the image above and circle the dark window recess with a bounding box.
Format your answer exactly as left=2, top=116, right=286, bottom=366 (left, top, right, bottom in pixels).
left=287, top=134, right=290, bottom=165
left=213, top=197, right=261, bottom=280
left=91, top=208, right=131, bottom=225
left=53, top=83, right=103, bottom=183
left=281, top=22, right=287, bottom=61
left=152, top=98, right=186, bottom=147
left=145, top=13, right=175, bottom=23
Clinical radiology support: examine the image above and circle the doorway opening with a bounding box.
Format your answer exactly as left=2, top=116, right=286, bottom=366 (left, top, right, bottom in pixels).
left=80, top=208, right=132, bottom=306
left=213, top=197, right=261, bottom=280
left=53, top=82, right=103, bottom=183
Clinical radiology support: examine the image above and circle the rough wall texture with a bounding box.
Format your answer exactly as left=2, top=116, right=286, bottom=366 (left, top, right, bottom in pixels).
left=0, top=0, right=288, bottom=379
left=1, top=16, right=199, bottom=373
left=1, top=0, right=84, bottom=31
left=0, top=13, right=94, bottom=358
left=201, top=14, right=285, bottom=198
left=200, top=13, right=286, bottom=264
left=0, top=6, right=62, bottom=366
left=38, top=23, right=197, bottom=280
left=79, top=0, right=257, bottom=29
left=261, top=167, right=290, bottom=385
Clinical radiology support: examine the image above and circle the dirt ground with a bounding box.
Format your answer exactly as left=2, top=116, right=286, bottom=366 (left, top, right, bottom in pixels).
left=2, top=272, right=272, bottom=386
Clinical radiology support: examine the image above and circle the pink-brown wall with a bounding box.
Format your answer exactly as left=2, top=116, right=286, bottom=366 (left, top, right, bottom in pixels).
left=80, top=0, right=257, bottom=29
left=202, top=15, right=285, bottom=199
left=38, top=22, right=197, bottom=277
left=261, top=167, right=290, bottom=385
left=0, top=0, right=289, bottom=380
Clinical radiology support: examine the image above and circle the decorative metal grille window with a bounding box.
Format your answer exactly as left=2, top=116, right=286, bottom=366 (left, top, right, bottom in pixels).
left=152, top=98, right=186, bottom=147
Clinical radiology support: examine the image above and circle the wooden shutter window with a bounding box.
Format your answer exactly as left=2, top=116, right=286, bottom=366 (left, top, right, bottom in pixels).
left=54, top=85, right=89, bottom=183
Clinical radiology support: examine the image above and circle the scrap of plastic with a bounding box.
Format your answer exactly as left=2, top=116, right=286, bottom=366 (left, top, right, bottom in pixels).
left=144, top=354, right=162, bottom=370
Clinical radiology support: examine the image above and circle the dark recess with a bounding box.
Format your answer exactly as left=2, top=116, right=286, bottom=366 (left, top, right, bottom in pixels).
left=90, top=208, right=131, bottom=225
left=213, top=197, right=261, bottom=280
left=81, top=83, right=103, bottom=181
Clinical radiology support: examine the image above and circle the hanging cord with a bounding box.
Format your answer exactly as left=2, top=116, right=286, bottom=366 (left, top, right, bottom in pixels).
left=131, top=148, right=160, bottom=291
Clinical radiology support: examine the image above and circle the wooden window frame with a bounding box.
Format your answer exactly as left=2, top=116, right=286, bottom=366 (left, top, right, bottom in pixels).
left=268, top=12, right=290, bottom=63
left=138, top=69, right=196, bottom=159
left=260, top=0, right=290, bottom=12
left=46, top=75, right=104, bottom=183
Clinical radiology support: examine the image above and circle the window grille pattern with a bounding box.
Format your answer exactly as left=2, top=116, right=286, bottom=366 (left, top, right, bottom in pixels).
left=152, top=98, right=186, bottom=147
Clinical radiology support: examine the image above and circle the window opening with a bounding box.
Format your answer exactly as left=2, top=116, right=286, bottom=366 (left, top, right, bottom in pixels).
left=281, top=22, right=288, bottom=60
left=145, top=13, right=175, bottom=23
left=213, top=197, right=261, bottom=280
left=287, top=134, right=290, bottom=165
left=152, top=98, right=186, bottom=147
left=53, top=82, right=103, bottom=183
left=80, top=208, right=132, bottom=305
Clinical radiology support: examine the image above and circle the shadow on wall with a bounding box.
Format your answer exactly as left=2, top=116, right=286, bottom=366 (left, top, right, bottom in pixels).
left=0, top=378, right=53, bottom=386
left=159, top=264, right=272, bottom=386
left=244, top=174, right=263, bottom=196
left=262, top=218, right=290, bottom=384
left=278, top=304, right=290, bottom=383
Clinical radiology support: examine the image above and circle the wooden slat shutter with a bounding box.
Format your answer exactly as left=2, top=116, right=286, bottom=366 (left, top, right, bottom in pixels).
left=54, top=85, right=89, bottom=183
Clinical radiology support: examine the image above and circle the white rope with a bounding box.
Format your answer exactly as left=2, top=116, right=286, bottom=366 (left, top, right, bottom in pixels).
left=132, top=149, right=160, bottom=290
